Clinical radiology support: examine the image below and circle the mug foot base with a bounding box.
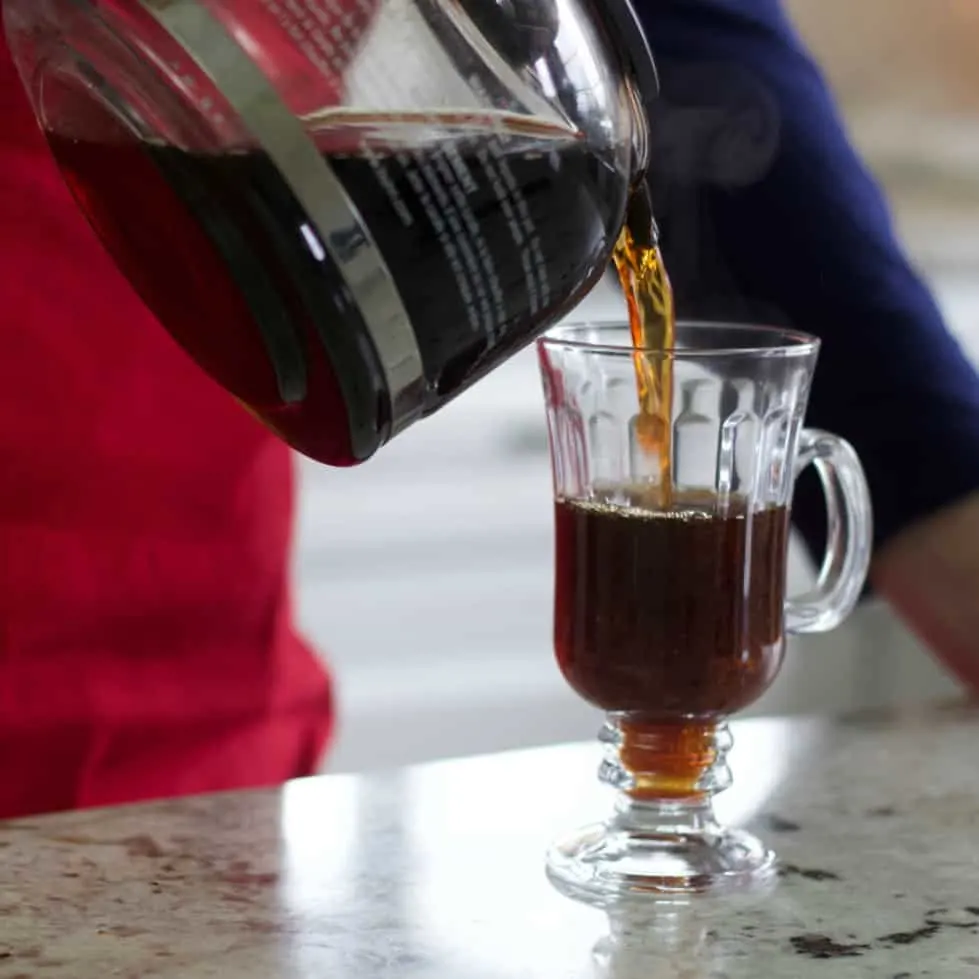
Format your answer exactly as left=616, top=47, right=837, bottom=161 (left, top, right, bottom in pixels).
left=546, top=821, right=776, bottom=907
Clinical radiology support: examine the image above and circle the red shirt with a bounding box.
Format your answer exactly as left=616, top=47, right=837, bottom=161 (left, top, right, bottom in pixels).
left=0, top=41, right=333, bottom=818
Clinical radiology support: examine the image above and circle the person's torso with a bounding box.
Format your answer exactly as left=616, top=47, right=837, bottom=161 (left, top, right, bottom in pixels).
left=0, top=40, right=333, bottom=818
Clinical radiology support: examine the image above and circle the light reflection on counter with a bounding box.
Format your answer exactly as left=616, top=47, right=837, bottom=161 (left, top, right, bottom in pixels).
left=278, top=771, right=434, bottom=974
left=715, top=716, right=830, bottom=826
left=592, top=881, right=784, bottom=979
left=595, top=906, right=719, bottom=979
left=279, top=774, right=362, bottom=909
left=403, top=740, right=604, bottom=978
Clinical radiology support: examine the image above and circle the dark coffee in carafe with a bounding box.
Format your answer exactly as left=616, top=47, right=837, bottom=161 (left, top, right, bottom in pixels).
left=47, top=112, right=626, bottom=465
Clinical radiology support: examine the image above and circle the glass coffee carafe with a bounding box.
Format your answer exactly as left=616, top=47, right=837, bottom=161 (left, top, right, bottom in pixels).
left=4, top=0, right=659, bottom=465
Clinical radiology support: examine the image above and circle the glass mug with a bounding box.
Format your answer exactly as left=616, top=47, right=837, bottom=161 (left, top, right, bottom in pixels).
left=4, top=0, right=658, bottom=466
left=537, top=321, right=872, bottom=902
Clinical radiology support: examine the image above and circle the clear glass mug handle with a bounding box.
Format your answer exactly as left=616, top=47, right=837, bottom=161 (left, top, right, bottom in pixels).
left=786, top=428, right=874, bottom=634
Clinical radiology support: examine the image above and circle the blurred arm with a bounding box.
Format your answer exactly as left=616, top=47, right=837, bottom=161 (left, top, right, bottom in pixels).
left=632, top=0, right=979, bottom=684
left=872, top=491, right=979, bottom=691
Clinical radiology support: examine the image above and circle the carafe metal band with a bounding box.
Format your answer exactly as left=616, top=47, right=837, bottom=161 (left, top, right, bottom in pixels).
left=136, top=0, right=427, bottom=435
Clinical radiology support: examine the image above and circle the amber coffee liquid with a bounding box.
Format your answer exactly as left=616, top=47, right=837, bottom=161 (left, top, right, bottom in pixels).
left=612, top=194, right=676, bottom=506
left=554, top=493, right=790, bottom=797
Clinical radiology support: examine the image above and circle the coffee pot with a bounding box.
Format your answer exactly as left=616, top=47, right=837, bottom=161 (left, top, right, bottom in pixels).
left=4, top=0, right=658, bottom=465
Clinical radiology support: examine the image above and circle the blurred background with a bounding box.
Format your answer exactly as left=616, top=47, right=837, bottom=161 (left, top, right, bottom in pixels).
left=298, top=0, right=979, bottom=772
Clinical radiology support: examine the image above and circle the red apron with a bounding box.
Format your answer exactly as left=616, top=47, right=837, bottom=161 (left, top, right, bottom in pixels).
left=0, top=40, right=334, bottom=818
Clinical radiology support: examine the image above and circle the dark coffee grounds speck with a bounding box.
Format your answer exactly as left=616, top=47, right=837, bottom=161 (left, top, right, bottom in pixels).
left=789, top=934, right=869, bottom=959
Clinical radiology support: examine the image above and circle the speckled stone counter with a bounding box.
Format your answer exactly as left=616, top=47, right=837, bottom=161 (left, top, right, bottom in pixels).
left=1, top=706, right=978, bottom=977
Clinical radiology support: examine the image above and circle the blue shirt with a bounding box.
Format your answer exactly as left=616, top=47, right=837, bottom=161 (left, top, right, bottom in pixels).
left=634, top=0, right=979, bottom=558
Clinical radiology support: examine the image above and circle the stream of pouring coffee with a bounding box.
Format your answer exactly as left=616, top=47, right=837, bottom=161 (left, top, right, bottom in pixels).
left=612, top=183, right=676, bottom=506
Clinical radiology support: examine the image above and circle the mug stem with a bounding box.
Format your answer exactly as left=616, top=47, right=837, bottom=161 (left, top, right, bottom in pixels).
left=601, top=717, right=731, bottom=855
left=546, top=716, right=776, bottom=905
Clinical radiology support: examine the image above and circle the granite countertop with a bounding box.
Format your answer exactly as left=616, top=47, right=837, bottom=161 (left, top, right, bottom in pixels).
left=1, top=705, right=978, bottom=977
